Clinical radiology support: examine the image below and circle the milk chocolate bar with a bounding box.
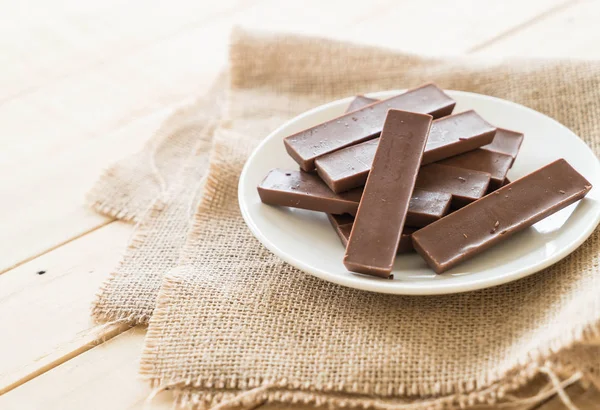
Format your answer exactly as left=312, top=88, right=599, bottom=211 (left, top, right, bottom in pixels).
left=327, top=214, right=415, bottom=253
left=344, top=110, right=432, bottom=277
left=426, top=110, right=497, bottom=163
left=284, top=84, right=454, bottom=171
left=315, top=110, right=496, bottom=193
left=415, top=164, right=491, bottom=208
left=412, top=159, right=592, bottom=273
left=257, top=169, right=363, bottom=215
left=346, top=95, right=378, bottom=113
left=258, top=169, right=451, bottom=227
left=438, top=149, right=513, bottom=191
left=482, top=127, right=524, bottom=165
left=405, top=189, right=452, bottom=227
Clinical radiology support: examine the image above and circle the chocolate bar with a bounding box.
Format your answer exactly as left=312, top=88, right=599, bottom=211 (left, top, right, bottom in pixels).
left=346, top=95, right=378, bottom=113
left=328, top=213, right=355, bottom=226
left=438, top=149, right=513, bottom=191
left=482, top=127, right=524, bottom=165
left=344, top=110, right=432, bottom=277
left=258, top=169, right=451, bottom=227
left=284, top=83, right=454, bottom=171
left=426, top=110, right=497, bottom=163
left=315, top=110, right=496, bottom=193
left=327, top=214, right=415, bottom=253
left=412, top=159, right=592, bottom=273
left=405, top=189, right=452, bottom=227
left=415, top=164, right=491, bottom=208
left=257, top=169, right=363, bottom=215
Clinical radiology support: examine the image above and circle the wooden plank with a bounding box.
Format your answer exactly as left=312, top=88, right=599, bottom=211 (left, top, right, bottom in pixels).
left=0, top=222, right=131, bottom=394
left=0, top=102, right=180, bottom=274
left=0, top=20, right=231, bottom=273
left=476, top=0, right=600, bottom=58
left=0, top=327, right=173, bottom=410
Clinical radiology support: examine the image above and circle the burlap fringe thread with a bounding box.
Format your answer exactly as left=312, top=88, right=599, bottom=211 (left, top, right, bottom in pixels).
left=142, top=366, right=584, bottom=410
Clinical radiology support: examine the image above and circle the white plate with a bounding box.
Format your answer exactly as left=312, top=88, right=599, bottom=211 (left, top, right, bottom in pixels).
left=238, top=90, right=600, bottom=295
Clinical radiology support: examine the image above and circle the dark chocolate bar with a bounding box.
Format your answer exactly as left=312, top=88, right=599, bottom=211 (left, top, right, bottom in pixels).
left=284, top=84, right=454, bottom=171
left=258, top=169, right=451, bottom=227
left=344, top=110, right=432, bottom=277
left=315, top=110, right=496, bottom=193
left=412, top=159, right=592, bottom=273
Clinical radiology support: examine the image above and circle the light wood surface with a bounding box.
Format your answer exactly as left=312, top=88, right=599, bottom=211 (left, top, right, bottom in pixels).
left=1, top=0, right=599, bottom=409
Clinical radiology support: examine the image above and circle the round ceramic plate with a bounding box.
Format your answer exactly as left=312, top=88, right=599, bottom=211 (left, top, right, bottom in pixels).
left=238, top=90, right=600, bottom=295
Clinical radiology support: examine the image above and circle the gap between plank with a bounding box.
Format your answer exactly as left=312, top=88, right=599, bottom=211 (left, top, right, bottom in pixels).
left=0, top=322, right=132, bottom=396
left=0, top=92, right=201, bottom=277
left=468, top=0, right=579, bottom=53
left=0, top=219, right=116, bottom=276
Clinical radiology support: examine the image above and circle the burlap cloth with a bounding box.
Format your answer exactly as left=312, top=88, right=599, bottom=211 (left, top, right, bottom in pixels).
left=89, top=28, right=600, bottom=409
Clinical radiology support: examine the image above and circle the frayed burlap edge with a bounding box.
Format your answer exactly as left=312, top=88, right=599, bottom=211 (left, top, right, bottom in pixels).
left=91, top=196, right=166, bottom=324
left=90, top=116, right=221, bottom=325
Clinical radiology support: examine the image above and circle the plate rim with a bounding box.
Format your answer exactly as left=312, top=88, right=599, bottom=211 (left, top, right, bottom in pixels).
left=238, top=89, right=600, bottom=295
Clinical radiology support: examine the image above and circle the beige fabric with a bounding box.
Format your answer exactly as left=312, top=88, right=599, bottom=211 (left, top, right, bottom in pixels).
left=92, top=27, right=600, bottom=408
left=86, top=73, right=227, bottom=222
left=91, top=77, right=225, bottom=323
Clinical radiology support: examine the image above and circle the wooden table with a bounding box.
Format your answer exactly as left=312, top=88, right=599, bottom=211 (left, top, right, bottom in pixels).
left=1, top=1, right=599, bottom=408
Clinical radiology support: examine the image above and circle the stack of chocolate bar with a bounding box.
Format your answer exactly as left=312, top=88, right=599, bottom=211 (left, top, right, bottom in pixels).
left=257, top=84, right=592, bottom=277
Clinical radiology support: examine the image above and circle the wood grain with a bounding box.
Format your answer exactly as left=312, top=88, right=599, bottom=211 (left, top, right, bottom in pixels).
left=0, top=327, right=173, bottom=410
left=331, top=0, right=568, bottom=54
left=0, top=0, right=245, bottom=102
left=477, top=0, right=600, bottom=58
